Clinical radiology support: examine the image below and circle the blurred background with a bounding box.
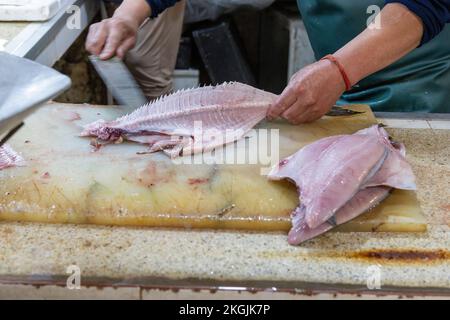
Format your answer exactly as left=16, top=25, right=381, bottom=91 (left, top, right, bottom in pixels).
left=49, top=0, right=316, bottom=104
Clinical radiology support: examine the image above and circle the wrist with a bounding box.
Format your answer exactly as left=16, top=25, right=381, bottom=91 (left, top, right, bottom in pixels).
left=333, top=50, right=365, bottom=86
left=319, top=57, right=348, bottom=93
left=114, top=0, right=150, bottom=28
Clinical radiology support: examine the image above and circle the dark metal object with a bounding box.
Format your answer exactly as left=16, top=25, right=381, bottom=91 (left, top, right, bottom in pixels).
left=175, top=37, right=193, bottom=69
left=326, top=106, right=365, bottom=117
left=0, top=122, right=24, bottom=147
left=0, top=275, right=448, bottom=298
left=88, top=55, right=148, bottom=112
left=192, top=22, right=256, bottom=85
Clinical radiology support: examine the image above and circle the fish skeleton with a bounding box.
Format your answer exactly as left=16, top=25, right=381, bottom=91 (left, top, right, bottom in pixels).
left=81, top=82, right=278, bottom=157
left=268, top=125, right=416, bottom=245
left=0, top=144, right=25, bottom=170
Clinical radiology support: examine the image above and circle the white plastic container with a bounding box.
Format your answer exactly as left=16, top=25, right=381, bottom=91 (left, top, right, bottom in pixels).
left=0, top=0, right=61, bottom=21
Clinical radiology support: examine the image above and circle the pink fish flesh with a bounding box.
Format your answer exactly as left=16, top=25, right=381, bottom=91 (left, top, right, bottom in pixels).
left=287, top=187, right=390, bottom=245
left=302, top=134, right=388, bottom=228
left=0, top=144, right=25, bottom=170
left=81, top=82, right=278, bottom=157
left=268, top=125, right=416, bottom=245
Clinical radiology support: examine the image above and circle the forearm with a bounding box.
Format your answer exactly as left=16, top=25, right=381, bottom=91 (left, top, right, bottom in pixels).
left=334, top=3, right=424, bottom=86
left=113, top=0, right=151, bottom=27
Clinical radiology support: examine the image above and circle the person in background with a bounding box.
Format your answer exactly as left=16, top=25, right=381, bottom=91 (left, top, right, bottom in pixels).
left=267, top=0, right=450, bottom=122
left=87, top=0, right=450, bottom=122
left=87, top=0, right=185, bottom=100
left=86, top=0, right=272, bottom=100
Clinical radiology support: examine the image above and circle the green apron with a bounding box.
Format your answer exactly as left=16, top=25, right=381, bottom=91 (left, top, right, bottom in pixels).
left=297, top=0, right=450, bottom=113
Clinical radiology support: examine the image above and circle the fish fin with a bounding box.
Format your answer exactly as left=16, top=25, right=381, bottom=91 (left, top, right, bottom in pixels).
left=365, top=147, right=416, bottom=190
left=288, top=206, right=333, bottom=245
left=163, top=136, right=194, bottom=158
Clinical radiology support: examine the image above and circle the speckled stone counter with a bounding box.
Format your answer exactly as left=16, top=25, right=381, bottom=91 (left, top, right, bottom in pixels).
left=0, top=123, right=449, bottom=296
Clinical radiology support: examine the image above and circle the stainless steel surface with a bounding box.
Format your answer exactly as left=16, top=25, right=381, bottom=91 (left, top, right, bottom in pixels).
left=0, top=52, right=71, bottom=140
left=5, top=0, right=100, bottom=66
left=89, top=55, right=148, bottom=112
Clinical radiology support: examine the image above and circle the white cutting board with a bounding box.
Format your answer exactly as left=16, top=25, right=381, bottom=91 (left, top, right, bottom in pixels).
left=0, top=0, right=61, bottom=21
left=0, top=103, right=426, bottom=232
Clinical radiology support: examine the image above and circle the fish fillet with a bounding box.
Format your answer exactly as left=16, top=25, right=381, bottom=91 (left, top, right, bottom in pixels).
left=81, top=82, right=278, bottom=157
left=288, top=187, right=390, bottom=245
left=268, top=125, right=416, bottom=245
left=303, top=134, right=388, bottom=228
left=0, top=144, right=25, bottom=170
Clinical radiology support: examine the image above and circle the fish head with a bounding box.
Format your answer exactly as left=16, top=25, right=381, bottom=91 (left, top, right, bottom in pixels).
left=80, top=119, right=106, bottom=137
left=80, top=120, right=122, bottom=142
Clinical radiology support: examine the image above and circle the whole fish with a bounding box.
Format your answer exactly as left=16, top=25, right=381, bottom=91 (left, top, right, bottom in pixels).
left=268, top=125, right=416, bottom=245
left=81, top=82, right=277, bottom=157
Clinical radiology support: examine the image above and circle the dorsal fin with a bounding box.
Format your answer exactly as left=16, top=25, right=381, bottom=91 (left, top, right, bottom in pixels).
left=113, top=82, right=277, bottom=127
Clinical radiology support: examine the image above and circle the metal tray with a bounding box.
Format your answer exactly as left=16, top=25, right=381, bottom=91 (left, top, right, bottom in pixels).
left=0, top=52, right=71, bottom=140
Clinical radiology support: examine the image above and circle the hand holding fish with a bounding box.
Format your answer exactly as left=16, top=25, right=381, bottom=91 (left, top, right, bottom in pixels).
left=267, top=59, right=346, bottom=124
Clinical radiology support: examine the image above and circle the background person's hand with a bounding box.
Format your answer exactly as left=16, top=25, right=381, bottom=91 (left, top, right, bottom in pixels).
left=267, top=59, right=347, bottom=124
left=85, top=16, right=139, bottom=60
left=85, top=0, right=150, bottom=60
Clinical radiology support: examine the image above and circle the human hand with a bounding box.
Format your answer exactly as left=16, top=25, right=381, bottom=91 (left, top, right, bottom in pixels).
left=85, top=0, right=150, bottom=60
left=267, top=59, right=347, bottom=124
left=85, top=16, right=139, bottom=60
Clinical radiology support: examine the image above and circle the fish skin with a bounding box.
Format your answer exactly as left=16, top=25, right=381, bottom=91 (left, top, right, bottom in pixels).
left=268, top=125, right=417, bottom=245
left=81, top=82, right=278, bottom=157
left=0, top=144, right=25, bottom=170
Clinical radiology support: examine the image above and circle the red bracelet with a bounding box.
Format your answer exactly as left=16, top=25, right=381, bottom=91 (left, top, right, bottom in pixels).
left=321, top=54, right=352, bottom=91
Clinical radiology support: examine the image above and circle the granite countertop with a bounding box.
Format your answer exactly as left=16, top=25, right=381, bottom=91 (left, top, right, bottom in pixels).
left=0, top=114, right=449, bottom=296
